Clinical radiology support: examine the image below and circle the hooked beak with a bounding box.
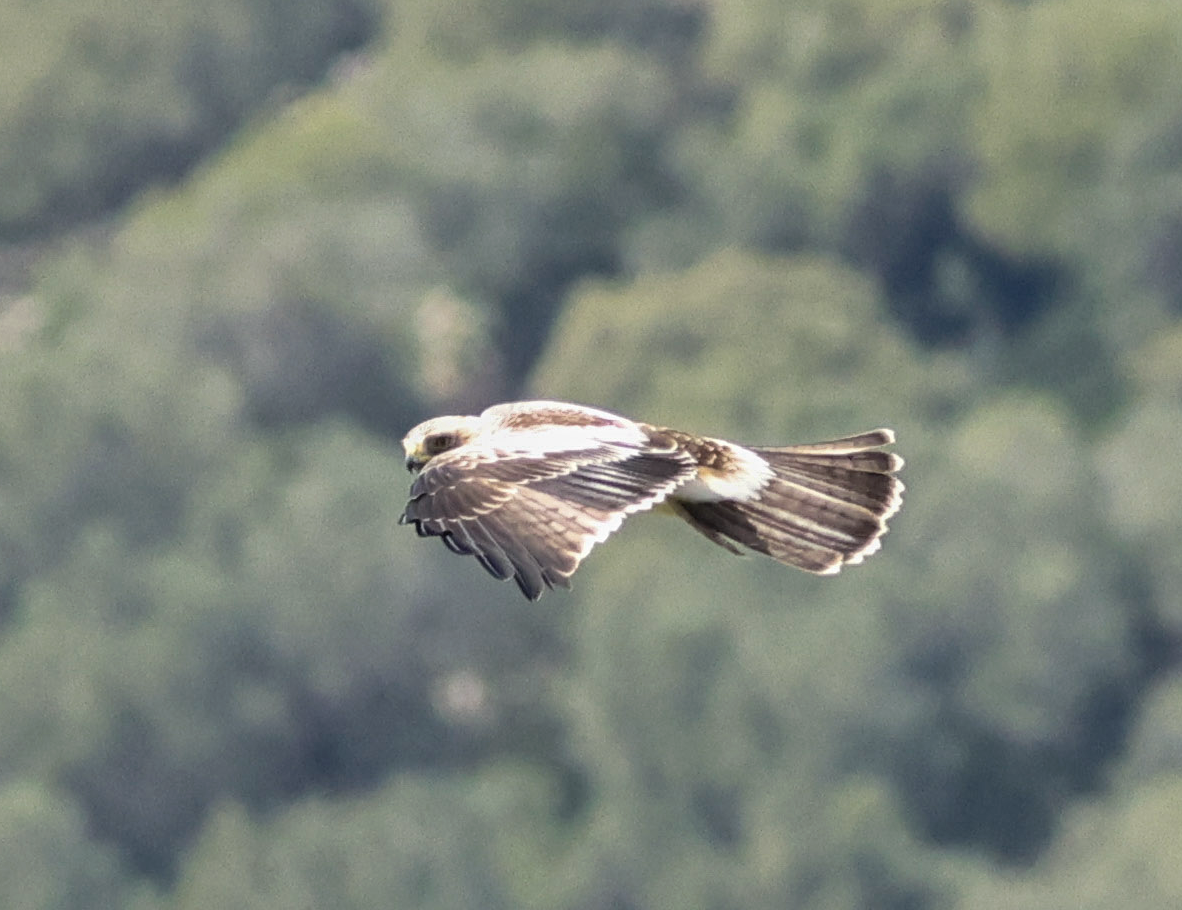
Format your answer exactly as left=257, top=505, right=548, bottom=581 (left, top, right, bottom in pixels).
left=405, top=455, right=426, bottom=473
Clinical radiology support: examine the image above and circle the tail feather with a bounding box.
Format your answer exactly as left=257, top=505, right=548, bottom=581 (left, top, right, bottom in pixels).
left=674, top=431, right=904, bottom=574
left=772, top=461, right=901, bottom=513
left=777, top=449, right=902, bottom=474
left=675, top=498, right=842, bottom=573
left=764, top=428, right=895, bottom=454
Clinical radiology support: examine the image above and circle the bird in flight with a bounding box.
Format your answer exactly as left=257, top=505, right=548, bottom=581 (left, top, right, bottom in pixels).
left=400, top=401, right=903, bottom=600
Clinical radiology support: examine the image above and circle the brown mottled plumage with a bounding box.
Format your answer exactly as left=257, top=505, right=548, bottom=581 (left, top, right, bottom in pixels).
left=400, top=401, right=903, bottom=600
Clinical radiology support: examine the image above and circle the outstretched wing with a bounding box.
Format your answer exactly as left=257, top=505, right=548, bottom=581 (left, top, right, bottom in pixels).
left=400, top=430, right=697, bottom=600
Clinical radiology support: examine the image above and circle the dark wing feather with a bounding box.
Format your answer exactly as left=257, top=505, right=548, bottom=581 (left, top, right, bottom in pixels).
left=401, top=442, right=696, bottom=600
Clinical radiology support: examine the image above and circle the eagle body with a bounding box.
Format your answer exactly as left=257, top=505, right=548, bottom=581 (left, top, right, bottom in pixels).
left=401, top=401, right=903, bottom=600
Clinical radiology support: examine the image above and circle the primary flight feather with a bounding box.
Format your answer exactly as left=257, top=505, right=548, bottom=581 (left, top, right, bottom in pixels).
left=400, top=400, right=904, bottom=600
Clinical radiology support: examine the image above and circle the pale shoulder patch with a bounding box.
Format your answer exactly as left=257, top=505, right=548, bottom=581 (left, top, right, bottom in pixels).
left=668, top=438, right=773, bottom=502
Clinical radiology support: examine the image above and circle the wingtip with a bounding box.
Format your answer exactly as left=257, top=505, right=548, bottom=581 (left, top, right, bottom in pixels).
left=513, top=570, right=575, bottom=601
left=512, top=570, right=548, bottom=601
left=516, top=579, right=546, bottom=601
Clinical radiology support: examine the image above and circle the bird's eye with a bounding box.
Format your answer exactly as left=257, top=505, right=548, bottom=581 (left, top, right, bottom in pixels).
left=424, top=433, right=458, bottom=455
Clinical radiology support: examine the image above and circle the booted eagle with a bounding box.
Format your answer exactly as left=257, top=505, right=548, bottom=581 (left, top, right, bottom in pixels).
left=400, top=401, right=903, bottom=600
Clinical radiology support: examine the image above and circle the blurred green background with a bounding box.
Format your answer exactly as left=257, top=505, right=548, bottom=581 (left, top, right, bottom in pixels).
left=2, top=0, right=1182, bottom=907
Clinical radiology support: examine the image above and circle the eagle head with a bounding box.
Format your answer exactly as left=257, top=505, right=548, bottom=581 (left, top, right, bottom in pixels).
left=402, top=415, right=482, bottom=472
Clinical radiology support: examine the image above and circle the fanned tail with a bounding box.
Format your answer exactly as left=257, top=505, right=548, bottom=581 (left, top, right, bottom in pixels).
left=673, top=429, right=904, bottom=574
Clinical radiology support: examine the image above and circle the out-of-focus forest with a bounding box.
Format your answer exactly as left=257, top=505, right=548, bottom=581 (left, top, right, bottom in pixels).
left=2, top=0, right=1182, bottom=906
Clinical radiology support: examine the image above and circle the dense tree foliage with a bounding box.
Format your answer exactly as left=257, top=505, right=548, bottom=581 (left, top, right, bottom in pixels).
left=0, top=0, right=381, bottom=237
left=2, top=0, right=1181, bottom=906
